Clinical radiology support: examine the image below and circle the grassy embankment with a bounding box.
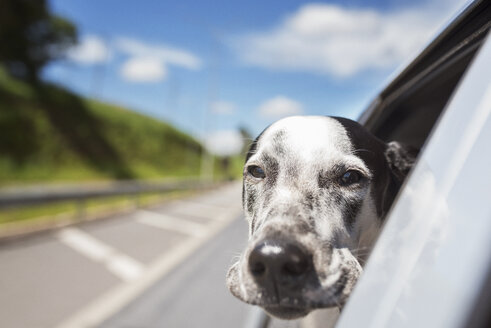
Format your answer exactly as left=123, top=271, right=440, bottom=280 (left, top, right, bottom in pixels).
left=0, top=69, right=244, bottom=229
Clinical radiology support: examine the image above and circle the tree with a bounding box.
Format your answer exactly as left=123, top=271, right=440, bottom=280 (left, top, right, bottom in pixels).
left=0, top=0, right=77, bottom=83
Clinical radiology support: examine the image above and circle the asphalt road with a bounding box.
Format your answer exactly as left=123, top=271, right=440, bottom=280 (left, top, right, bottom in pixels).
left=100, top=209, right=251, bottom=328
left=0, top=182, right=250, bottom=328
left=0, top=181, right=339, bottom=328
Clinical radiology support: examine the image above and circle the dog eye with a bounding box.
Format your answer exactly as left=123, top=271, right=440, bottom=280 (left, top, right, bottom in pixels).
left=340, top=170, right=362, bottom=186
left=247, top=165, right=266, bottom=179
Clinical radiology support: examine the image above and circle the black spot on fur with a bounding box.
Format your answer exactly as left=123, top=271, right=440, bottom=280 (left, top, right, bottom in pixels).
left=332, top=192, right=343, bottom=206
left=331, top=187, right=364, bottom=230
left=317, top=172, right=330, bottom=189
left=294, top=221, right=312, bottom=235
left=285, top=163, right=299, bottom=180
left=342, top=197, right=363, bottom=230
left=247, top=189, right=256, bottom=215
left=250, top=217, right=257, bottom=235
left=320, top=184, right=364, bottom=230
left=333, top=268, right=349, bottom=297
left=271, top=130, right=287, bottom=156
left=262, top=154, right=279, bottom=188
left=304, top=192, right=315, bottom=210
left=263, top=189, right=273, bottom=207
left=242, top=183, right=245, bottom=208
left=308, top=216, right=316, bottom=224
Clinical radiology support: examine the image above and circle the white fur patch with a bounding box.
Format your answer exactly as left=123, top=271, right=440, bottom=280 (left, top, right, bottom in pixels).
left=250, top=116, right=352, bottom=164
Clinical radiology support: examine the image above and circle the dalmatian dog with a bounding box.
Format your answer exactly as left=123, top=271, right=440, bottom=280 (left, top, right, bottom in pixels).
left=226, top=116, right=416, bottom=320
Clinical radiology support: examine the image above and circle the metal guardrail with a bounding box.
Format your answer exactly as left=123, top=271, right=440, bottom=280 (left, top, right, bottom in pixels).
left=0, top=179, right=217, bottom=210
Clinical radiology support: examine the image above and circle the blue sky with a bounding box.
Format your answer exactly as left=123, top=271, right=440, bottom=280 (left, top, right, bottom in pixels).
left=44, top=0, right=468, bottom=155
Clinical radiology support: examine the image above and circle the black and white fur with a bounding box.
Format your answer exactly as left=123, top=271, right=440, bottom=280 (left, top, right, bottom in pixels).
left=226, top=116, right=416, bottom=320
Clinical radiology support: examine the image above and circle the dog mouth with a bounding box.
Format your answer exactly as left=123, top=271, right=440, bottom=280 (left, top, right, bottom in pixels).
left=243, top=283, right=346, bottom=320
left=228, top=265, right=349, bottom=318
left=245, top=276, right=347, bottom=311
left=226, top=247, right=361, bottom=318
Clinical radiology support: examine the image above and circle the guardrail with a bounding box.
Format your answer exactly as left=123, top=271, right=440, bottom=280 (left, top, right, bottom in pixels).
left=0, top=179, right=217, bottom=210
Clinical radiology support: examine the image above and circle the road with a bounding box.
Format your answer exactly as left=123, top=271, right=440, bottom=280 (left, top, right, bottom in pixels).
left=0, top=181, right=339, bottom=328
left=0, top=182, right=251, bottom=328
left=100, top=206, right=251, bottom=328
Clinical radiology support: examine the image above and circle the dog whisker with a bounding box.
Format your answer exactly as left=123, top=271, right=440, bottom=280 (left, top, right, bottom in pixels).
left=355, top=258, right=367, bottom=266
left=353, top=148, right=375, bottom=155
left=349, top=246, right=371, bottom=252
left=352, top=252, right=370, bottom=258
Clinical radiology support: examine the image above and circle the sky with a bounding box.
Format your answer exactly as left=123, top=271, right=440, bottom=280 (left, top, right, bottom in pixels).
left=44, top=0, right=469, bottom=155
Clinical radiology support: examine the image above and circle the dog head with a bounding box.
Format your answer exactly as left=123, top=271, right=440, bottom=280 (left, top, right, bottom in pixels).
left=226, top=116, right=416, bottom=319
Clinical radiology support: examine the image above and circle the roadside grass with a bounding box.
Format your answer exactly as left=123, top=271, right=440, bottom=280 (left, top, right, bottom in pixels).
left=0, top=67, right=210, bottom=185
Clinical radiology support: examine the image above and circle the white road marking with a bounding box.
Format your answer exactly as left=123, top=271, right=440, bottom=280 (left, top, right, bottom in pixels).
left=135, top=209, right=207, bottom=237
left=57, top=228, right=143, bottom=282
left=54, top=205, right=242, bottom=328
left=58, top=228, right=112, bottom=262
left=106, top=254, right=143, bottom=282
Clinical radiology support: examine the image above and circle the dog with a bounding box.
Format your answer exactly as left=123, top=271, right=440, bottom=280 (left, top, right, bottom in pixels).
left=226, top=116, right=416, bottom=320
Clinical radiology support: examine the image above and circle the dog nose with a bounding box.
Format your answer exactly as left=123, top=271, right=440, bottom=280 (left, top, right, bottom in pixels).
left=248, top=240, right=312, bottom=288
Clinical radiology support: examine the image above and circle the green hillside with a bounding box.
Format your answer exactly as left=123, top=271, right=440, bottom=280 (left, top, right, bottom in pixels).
left=0, top=69, right=206, bottom=185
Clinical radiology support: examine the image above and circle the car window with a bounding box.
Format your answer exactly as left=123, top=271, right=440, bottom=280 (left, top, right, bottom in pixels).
left=336, top=31, right=491, bottom=328
left=360, top=0, right=491, bottom=151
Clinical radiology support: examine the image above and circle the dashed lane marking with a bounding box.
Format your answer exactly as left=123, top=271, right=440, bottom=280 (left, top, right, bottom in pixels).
left=134, top=209, right=207, bottom=237
left=57, top=228, right=144, bottom=282
left=54, top=205, right=242, bottom=328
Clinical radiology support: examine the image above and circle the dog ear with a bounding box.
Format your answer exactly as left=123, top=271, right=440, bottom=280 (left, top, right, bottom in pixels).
left=384, top=141, right=418, bottom=181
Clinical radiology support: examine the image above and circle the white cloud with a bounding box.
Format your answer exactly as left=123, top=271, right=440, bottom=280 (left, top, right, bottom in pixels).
left=232, top=1, right=467, bottom=77
left=67, top=35, right=111, bottom=65
left=120, top=57, right=167, bottom=83
left=115, top=37, right=202, bottom=70
left=258, top=96, right=304, bottom=119
left=211, top=101, right=237, bottom=115
left=205, top=130, right=244, bottom=156
left=115, top=37, right=202, bottom=83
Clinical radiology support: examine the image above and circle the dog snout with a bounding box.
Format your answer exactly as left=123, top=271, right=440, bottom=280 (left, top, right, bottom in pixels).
left=248, top=239, right=312, bottom=293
